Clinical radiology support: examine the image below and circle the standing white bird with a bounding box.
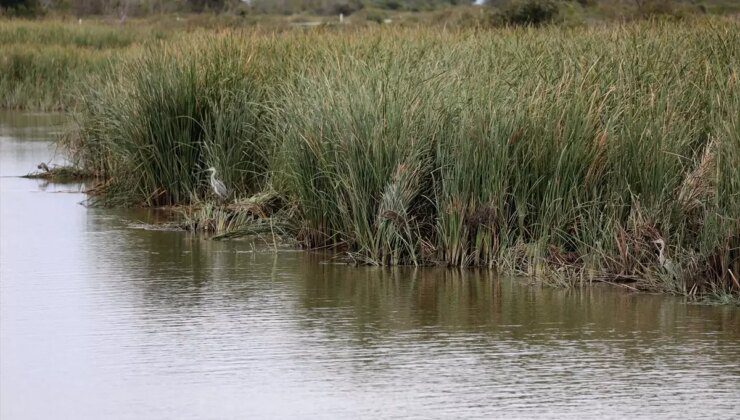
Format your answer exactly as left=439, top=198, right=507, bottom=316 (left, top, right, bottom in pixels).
left=653, top=239, right=667, bottom=267
left=652, top=238, right=676, bottom=277
left=206, top=167, right=228, bottom=200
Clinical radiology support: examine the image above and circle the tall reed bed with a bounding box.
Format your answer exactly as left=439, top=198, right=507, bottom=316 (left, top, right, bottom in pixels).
left=68, top=20, right=739, bottom=299
left=69, top=35, right=271, bottom=205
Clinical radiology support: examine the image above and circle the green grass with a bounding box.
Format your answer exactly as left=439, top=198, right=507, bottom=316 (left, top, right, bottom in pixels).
left=3, top=17, right=739, bottom=301
left=0, top=42, right=114, bottom=110
left=0, top=19, right=172, bottom=110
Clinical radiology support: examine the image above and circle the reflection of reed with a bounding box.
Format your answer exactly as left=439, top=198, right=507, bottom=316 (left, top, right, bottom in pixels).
left=294, top=253, right=740, bottom=339
left=87, top=214, right=285, bottom=309
left=415, top=268, right=500, bottom=328
left=298, top=260, right=504, bottom=331
left=0, top=110, right=67, bottom=140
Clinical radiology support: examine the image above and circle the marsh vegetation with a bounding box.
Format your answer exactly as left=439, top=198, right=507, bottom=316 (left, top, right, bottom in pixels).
left=1, top=14, right=738, bottom=302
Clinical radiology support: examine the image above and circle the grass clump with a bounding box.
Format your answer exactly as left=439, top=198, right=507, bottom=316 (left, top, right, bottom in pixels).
left=68, top=35, right=271, bottom=206
left=178, top=191, right=291, bottom=243
left=274, top=43, right=447, bottom=264
left=23, top=163, right=92, bottom=182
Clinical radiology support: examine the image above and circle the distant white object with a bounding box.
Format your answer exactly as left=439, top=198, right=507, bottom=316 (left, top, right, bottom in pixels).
left=383, top=18, right=392, bottom=24
left=78, top=18, right=82, bottom=24
left=340, top=13, right=344, bottom=23
left=206, top=167, right=228, bottom=200
left=474, top=0, right=486, bottom=5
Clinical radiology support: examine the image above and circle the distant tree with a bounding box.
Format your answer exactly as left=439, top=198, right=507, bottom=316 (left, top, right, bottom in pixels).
left=633, top=0, right=676, bottom=16
left=1, top=0, right=25, bottom=7
left=247, top=0, right=474, bottom=15
left=187, top=0, right=227, bottom=13
left=1, top=0, right=43, bottom=15
left=329, top=1, right=364, bottom=15
left=498, top=0, right=558, bottom=25
left=249, top=0, right=367, bottom=16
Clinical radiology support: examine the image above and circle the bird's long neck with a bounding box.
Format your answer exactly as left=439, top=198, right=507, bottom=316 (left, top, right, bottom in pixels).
left=657, top=242, right=666, bottom=265
left=210, top=171, right=216, bottom=182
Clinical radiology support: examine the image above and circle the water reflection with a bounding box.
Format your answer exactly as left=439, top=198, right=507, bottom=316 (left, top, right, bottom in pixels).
left=2, top=112, right=739, bottom=419
left=0, top=110, right=67, bottom=141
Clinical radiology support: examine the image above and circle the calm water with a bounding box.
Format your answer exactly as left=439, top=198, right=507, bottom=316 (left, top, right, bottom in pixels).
left=1, top=111, right=739, bottom=419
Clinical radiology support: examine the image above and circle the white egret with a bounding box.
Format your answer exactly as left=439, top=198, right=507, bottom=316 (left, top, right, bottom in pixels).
left=206, top=167, right=228, bottom=200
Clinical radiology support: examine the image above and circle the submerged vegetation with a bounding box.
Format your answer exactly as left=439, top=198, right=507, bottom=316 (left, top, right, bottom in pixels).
left=1, top=16, right=738, bottom=301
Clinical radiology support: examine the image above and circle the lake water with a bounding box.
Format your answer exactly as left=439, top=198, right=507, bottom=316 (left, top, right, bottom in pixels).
left=1, top=111, right=739, bottom=419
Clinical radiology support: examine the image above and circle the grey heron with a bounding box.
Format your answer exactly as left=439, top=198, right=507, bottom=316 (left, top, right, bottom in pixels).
left=206, top=167, right=228, bottom=200
left=652, top=238, right=676, bottom=277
